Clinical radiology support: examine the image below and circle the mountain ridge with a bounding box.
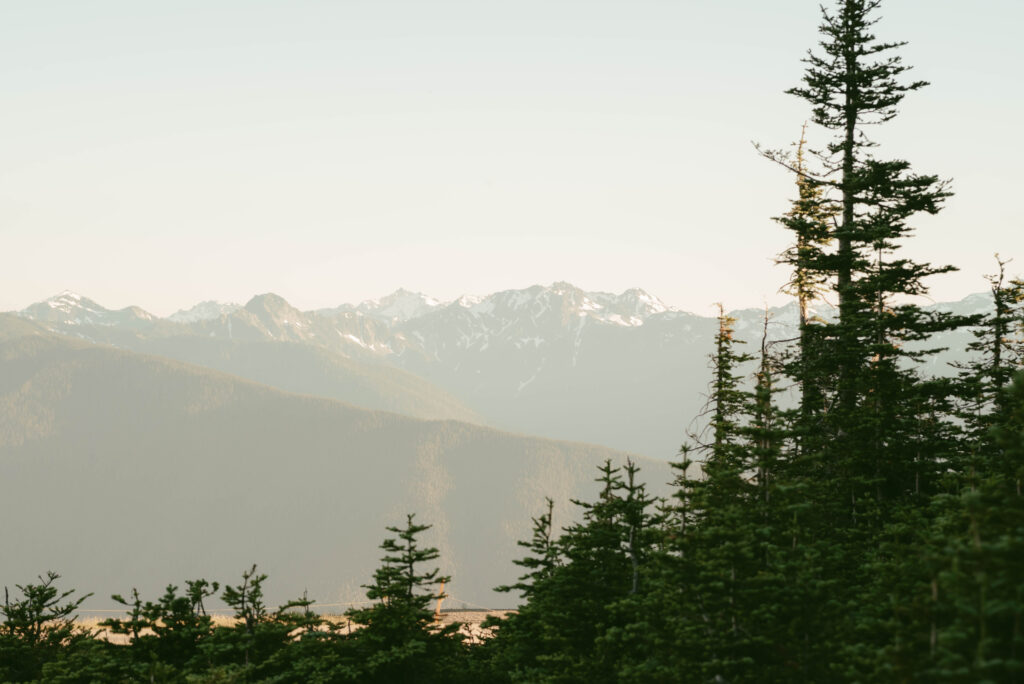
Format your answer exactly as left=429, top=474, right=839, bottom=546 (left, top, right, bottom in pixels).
left=13, top=285, right=992, bottom=459
left=19, top=283, right=986, bottom=333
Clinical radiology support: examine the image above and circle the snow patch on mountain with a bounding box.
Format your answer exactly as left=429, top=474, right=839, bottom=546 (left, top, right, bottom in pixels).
left=925, top=292, right=993, bottom=317
left=358, top=289, right=441, bottom=323
left=169, top=301, right=241, bottom=323
left=22, top=291, right=155, bottom=328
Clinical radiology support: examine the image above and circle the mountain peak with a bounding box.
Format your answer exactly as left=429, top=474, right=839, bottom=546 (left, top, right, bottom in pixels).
left=240, top=293, right=312, bottom=339
left=21, top=292, right=155, bottom=327
left=455, top=293, right=486, bottom=308
left=44, top=290, right=97, bottom=310
left=379, top=288, right=440, bottom=307
left=245, top=293, right=296, bottom=314
left=359, top=289, right=441, bottom=323
left=169, top=300, right=242, bottom=323
left=23, top=291, right=106, bottom=318
left=617, top=288, right=668, bottom=316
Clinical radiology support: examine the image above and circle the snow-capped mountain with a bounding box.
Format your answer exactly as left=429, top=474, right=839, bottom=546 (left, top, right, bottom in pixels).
left=168, top=300, right=241, bottom=323
left=441, top=282, right=672, bottom=329
left=21, top=291, right=156, bottom=329
left=356, top=288, right=442, bottom=323
left=925, top=291, right=993, bottom=318
left=14, top=285, right=993, bottom=460
left=152, top=283, right=686, bottom=360
left=386, top=282, right=685, bottom=371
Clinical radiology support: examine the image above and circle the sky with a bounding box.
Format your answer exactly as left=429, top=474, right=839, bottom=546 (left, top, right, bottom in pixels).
left=1, top=0, right=1022, bottom=318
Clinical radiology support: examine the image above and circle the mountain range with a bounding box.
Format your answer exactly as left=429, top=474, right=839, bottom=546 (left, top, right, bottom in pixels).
left=13, top=284, right=992, bottom=460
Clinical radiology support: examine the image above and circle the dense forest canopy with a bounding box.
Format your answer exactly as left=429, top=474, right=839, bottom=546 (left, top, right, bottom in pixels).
left=4, top=1, right=1023, bottom=682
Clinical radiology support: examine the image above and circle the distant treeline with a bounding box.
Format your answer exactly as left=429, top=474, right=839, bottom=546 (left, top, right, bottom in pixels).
left=6, top=0, right=1024, bottom=682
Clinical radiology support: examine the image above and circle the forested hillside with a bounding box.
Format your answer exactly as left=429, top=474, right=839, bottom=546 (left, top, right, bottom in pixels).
left=0, top=320, right=670, bottom=611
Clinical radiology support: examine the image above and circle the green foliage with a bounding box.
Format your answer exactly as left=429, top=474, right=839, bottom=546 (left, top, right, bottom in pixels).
left=203, top=566, right=327, bottom=680
left=345, top=514, right=469, bottom=683
left=0, top=572, right=92, bottom=682
left=99, top=579, right=220, bottom=674
left=485, top=459, right=663, bottom=683
left=0, top=518, right=481, bottom=682
left=956, top=258, right=1024, bottom=472
left=495, top=497, right=560, bottom=600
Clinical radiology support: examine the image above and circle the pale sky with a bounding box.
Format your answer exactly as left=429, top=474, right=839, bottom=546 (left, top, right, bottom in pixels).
left=2, top=1, right=1021, bottom=317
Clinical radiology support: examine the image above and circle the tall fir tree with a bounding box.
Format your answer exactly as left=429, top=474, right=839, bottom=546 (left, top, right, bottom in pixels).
left=754, top=0, right=978, bottom=676
left=779, top=0, right=964, bottom=524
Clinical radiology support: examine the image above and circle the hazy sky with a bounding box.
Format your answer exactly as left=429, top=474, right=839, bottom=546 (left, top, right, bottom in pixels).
left=2, top=1, right=1021, bottom=317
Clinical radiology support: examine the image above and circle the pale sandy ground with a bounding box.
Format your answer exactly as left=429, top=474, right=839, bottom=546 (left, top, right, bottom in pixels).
left=76, top=610, right=512, bottom=646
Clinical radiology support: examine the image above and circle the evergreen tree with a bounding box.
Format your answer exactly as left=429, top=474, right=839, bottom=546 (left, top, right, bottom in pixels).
left=202, top=565, right=324, bottom=679
left=743, top=3, right=977, bottom=675
left=486, top=460, right=662, bottom=683
left=519, top=460, right=633, bottom=682
left=346, top=514, right=465, bottom=684
left=773, top=126, right=836, bottom=435
left=0, top=572, right=92, bottom=682
left=600, top=312, right=795, bottom=682
left=778, top=0, right=965, bottom=523
left=956, top=257, right=1024, bottom=473
left=684, top=308, right=759, bottom=680
left=495, top=498, right=560, bottom=600
left=866, top=372, right=1024, bottom=682
left=101, top=579, right=220, bottom=676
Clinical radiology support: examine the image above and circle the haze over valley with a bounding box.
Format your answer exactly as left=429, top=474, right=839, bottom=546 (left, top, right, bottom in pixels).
left=0, top=311, right=673, bottom=608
